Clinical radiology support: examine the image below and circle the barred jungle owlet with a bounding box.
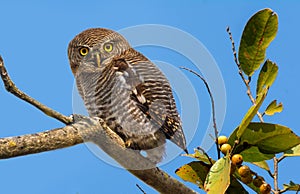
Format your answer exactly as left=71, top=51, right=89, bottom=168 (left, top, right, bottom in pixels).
left=68, top=28, right=187, bottom=163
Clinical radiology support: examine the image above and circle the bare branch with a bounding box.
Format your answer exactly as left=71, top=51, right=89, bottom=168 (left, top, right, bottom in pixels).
left=180, top=67, right=220, bottom=159
left=0, top=126, right=82, bottom=159
left=0, top=115, right=197, bottom=194
left=0, top=56, right=73, bottom=124
left=277, top=155, right=286, bottom=163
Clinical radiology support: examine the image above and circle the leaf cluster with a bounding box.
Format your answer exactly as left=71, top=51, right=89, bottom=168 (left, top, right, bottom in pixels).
left=176, top=8, right=300, bottom=194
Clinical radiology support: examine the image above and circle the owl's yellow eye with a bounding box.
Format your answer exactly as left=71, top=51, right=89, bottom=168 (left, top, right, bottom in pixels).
left=104, top=43, right=113, bottom=52
left=79, top=47, right=89, bottom=56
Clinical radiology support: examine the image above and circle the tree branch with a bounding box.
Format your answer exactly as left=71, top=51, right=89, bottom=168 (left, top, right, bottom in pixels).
left=0, top=56, right=197, bottom=194
left=0, top=126, right=82, bottom=159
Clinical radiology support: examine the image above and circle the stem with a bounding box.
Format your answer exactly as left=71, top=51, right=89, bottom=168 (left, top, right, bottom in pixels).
left=136, top=184, right=147, bottom=194
left=180, top=67, right=220, bottom=159
left=273, top=157, right=279, bottom=194
left=226, top=27, right=264, bottom=122
left=197, top=147, right=214, bottom=165
left=277, top=155, right=286, bottom=163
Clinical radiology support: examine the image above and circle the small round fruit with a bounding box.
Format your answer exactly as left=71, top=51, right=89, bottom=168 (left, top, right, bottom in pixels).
left=241, top=175, right=253, bottom=184
left=231, top=154, right=243, bottom=165
left=220, top=143, right=232, bottom=154
left=218, top=135, right=228, bottom=145
left=238, top=165, right=251, bottom=177
left=260, top=183, right=271, bottom=194
left=253, top=176, right=264, bottom=187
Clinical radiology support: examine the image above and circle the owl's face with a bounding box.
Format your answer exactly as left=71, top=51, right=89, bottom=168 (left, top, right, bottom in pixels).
left=68, top=28, right=130, bottom=75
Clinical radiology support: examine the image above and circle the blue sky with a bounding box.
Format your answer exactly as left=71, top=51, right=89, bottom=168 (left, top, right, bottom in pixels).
left=0, top=1, right=299, bottom=194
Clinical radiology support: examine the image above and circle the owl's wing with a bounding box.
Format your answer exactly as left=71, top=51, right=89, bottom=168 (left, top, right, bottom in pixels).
left=112, top=57, right=187, bottom=152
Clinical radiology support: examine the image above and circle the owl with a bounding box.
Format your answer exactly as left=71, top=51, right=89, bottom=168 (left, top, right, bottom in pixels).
left=68, top=28, right=187, bottom=163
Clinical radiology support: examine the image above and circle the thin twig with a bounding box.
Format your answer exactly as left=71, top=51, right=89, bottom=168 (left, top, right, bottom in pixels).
left=277, top=155, right=286, bottom=163
left=230, top=140, right=240, bottom=155
left=180, top=67, right=220, bottom=159
left=226, top=27, right=264, bottom=122
left=279, top=188, right=288, bottom=194
left=268, top=170, right=275, bottom=179
left=273, top=157, right=279, bottom=194
left=136, top=184, right=147, bottom=194
left=0, top=56, right=73, bottom=125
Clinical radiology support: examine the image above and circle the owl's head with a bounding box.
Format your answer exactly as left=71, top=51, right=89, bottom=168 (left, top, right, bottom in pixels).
left=68, top=28, right=131, bottom=75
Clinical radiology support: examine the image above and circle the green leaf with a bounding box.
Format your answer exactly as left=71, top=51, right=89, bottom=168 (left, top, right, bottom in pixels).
left=241, top=147, right=274, bottom=162
left=183, top=149, right=214, bottom=165
left=238, top=8, right=278, bottom=76
left=236, top=89, right=267, bottom=138
left=226, top=176, right=249, bottom=194
left=284, top=144, right=300, bottom=157
left=229, top=123, right=300, bottom=157
left=204, top=155, right=231, bottom=194
left=252, top=161, right=270, bottom=171
left=264, top=100, right=283, bottom=116
left=256, top=60, right=278, bottom=95
left=175, top=161, right=210, bottom=189
left=283, top=181, right=300, bottom=191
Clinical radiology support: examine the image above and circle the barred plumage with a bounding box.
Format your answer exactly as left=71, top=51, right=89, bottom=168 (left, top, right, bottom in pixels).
left=68, top=28, right=187, bottom=163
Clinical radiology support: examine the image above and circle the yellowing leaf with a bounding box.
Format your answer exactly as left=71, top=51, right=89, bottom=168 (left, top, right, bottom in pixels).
left=204, top=155, right=231, bottom=194
left=264, top=100, right=283, bottom=116
left=238, top=8, right=278, bottom=76
left=284, top=144, right=300, bottom=157
left=283, top=181, right=300, bottom=191
left=183, top=149, right=214, bottom=164
left=175, top=161, right=210, bottom=189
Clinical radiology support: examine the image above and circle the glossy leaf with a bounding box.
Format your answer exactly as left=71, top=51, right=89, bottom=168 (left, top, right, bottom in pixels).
left=284, top=144, right=300, bottom=157
left=283, top=181, right=300, bottom=191
left=229, top=123, right=300, bottom=157
left=204, top=155, right=231, bottom=194
left=264, top=100, right=283, bottom=116
left=240, top=147, right=274, bottom=162
left=256, top=60, right=278, bottom=95
left=238, top=8, right=278, bottom=76
left=236, top=88, right=267, bottom=138
left=183, top=149, right=214, bottom=165
left=175, top=161, right=210, bottom=189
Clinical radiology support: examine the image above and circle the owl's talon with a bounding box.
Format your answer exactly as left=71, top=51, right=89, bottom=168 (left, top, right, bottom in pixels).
left=125, top=140, right=133, bottom=148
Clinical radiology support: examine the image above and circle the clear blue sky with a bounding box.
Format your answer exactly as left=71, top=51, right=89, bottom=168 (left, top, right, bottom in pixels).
left=0, top=1, right=299, bottom=193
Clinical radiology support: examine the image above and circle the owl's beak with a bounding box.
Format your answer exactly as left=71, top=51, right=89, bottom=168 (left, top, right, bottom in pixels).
left=96, top=53, right=101, bottom=68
